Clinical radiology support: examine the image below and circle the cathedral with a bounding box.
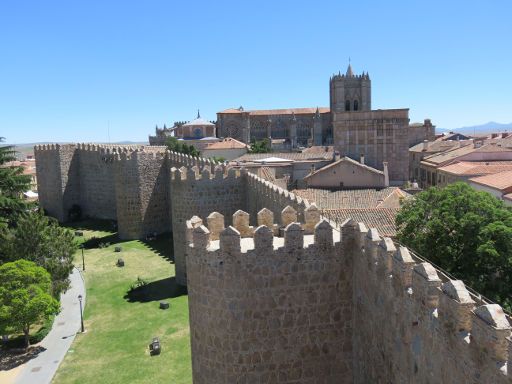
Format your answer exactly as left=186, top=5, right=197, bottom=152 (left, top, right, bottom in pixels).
left=216, top=64, right=435, bottom=182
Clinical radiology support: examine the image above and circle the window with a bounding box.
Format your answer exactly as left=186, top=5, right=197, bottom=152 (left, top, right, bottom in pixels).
left=353, top=100, right=359, bottom=111
left=345, top=100, right=350, bottom=111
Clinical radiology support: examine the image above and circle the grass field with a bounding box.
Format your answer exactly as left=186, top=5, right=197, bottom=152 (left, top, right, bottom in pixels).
left=52, top=221, right=192, bottom=384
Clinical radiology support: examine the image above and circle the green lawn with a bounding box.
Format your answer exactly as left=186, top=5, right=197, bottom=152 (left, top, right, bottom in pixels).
left=52, top=221, right=191, bottom=384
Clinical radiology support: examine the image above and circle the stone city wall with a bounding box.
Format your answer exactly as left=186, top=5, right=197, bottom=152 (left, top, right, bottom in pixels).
left=34, top=143, right=219, bottom=239
left=34, top=144, right=80, bottom=222
left=187, top=212, right=512, bottom=383
left=169, top=166, right=247, bottom=285
left=114, top=150, right=171, bottom=239
left=76, top=144, right=117, bottom=220
left=186, top=210, right=353, bottom=384
left=350, top=222, right=512, bottom=384
left=246, top=172, right=312, bottom=225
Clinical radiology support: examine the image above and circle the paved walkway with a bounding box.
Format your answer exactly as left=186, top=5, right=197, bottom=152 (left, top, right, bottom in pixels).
left=13, top=267, right=86, bottom=384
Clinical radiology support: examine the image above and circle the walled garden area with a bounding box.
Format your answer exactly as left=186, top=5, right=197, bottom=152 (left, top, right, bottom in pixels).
left=52, top=221, right=191, bottom=384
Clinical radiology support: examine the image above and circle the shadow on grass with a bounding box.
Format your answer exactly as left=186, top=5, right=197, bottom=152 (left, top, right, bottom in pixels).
left=0, top=345, right=46, bottom=371
left=64, top=218, right=117, bottom=233
left=81, top=233, right=131, bottom=250
left=124, top=276, right=187, bottom=303
left=141, top=232, right=174, bottom=263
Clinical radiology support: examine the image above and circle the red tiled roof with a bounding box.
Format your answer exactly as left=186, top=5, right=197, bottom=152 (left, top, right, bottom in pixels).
left=303, top=157, right=383, bottom=181
left=409, top=140, right=472, bottom=153
left=205, top=137, right=248, bottom=150
left=301, top=146, right=334, bottom=154
left=322, top=208, right=399, bottom=237
left=469, top=170, right=512, bottom=193
left=438, top=161, right=512, bottom=176
left=219, top=107, right=330, bottom=115
left=291, top=188, right=409, bottom=210
left=235, top=152, right=333, bottom=162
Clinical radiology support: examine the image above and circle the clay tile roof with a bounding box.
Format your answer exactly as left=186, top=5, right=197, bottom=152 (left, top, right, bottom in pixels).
left=421, top=145, right=478, bottom=165
left=473, top=143, right=512, bottom=153
left=291, top=187, right=409, bottom=210
left=409, top=140, right=471, bottom=153
left=438, top=161, right=512, bottom=176
left=218, top=107, right=330, bottom=116
left=304, top=157, right=383, bottom=181
left=301, top=146, right=334, bottom=154
left=234, top=152, right=333, bottom=162
left=219, top=108, right=245, bottom=114
left=206, top=137, right=248, bottom=150
left=504, top=193, right=512, bottom=202
left=469, top=170, right=512, bottom=193
left=322, top=208, right=399, bottom=237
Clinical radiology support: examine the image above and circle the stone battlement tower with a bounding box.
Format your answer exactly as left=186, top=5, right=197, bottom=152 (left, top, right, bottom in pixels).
left=329, top=63, right=371, bottom=113
left=186, top=208, right=512, bottom=384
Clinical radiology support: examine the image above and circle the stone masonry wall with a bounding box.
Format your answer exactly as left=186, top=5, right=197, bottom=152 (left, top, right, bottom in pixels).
left=35, top=143, right=218, bottom=239
left=170, top=166, right=247, bottom=285
left=77, top=144, right=117, bottom=220
left=350, top=222, right=512, bottom=384
left=34, top=144, right=80, bottom=222
left=186, top=212, right=353, bottom=383
left=187, top=212, right=512, bottom=383
left=332, top=109, right=410, bottom=183
left=246, top=172, right=311, bottom=225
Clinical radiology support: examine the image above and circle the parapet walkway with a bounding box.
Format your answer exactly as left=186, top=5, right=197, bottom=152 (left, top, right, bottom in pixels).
left=13, top=267, right=86, bottom=384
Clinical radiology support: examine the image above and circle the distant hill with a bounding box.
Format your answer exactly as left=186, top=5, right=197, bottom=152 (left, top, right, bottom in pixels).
left=436, top=122, right=512, bottom=135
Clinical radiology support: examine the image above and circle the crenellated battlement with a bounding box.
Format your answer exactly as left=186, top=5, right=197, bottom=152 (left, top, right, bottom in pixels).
left=186, top=205, right=325, bottom=259
left=170, top=164, right=240, bottom=182
left=185, top=207, right=353, bottom=383
left=34, top=142, right=218, bottom=167
left=187, top=209, right=512, bottom=383
left=351, top=222, right=512, bottom=381
left=246, top=172, right=316, bottom=225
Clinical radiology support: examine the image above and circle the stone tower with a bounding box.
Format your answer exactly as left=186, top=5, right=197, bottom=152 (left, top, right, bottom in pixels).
left=330, top=64, right=371, bottom=113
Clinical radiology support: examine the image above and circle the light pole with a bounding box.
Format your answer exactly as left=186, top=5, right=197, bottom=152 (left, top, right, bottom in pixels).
left=78, top=294, right=85, bottom=333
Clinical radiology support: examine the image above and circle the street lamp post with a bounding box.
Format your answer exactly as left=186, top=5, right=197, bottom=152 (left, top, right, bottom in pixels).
left=78, top=294, right=85, bottom=333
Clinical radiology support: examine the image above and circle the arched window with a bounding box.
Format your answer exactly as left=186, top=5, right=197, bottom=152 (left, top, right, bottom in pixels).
left=354, top=100, right=359, bottom=111
left=345, top=100, right=351, bottom=111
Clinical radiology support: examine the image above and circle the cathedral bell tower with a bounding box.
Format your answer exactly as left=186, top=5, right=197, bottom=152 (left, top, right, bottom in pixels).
left=329, top=63, right=371, bottom=113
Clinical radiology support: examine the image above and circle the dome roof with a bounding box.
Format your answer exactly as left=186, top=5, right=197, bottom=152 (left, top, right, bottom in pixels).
left=182, top=117, right=215, bottom=127
left=182, top=110, right=215, bottom=126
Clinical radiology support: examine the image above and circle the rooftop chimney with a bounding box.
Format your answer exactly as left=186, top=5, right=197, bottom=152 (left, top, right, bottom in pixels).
left=383, top=162, right=389, bottom=187
left=360, top=153, right=365, bottom=165
left=422, top=140, right=429, bottom=151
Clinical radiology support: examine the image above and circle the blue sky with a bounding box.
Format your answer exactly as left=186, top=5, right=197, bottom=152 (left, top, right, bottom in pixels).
left=1, top=0, right=511, bottom=144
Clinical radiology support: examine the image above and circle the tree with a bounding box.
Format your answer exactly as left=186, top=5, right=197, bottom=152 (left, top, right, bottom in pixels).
left=210, top=156, right=226, bottom=163
left=165, top=137, right=200, bottom=157
left=0, top=259, right=60, bottom=349
left=396, top=182, right=512, bottom=310
left=0, top=137, right=32, bottom=228
left=249, top=138, right=271, bottom=153
left=4, top=210, right=78, bottom=297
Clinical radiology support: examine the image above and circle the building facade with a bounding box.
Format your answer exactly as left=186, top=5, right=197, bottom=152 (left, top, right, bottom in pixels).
left=216, top=64, right=435, bottom=183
